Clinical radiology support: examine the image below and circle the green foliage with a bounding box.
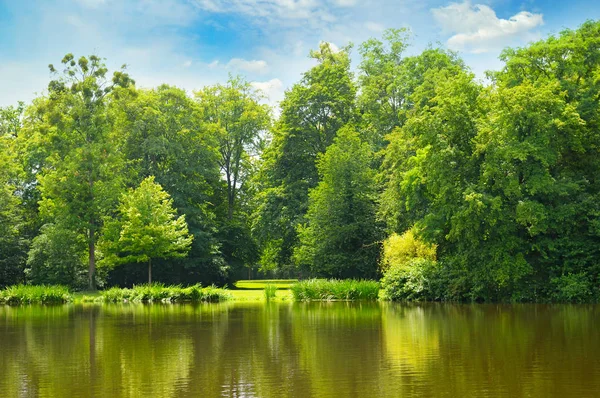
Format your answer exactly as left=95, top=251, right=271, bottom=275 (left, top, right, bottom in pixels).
left=380, top=258, right=441, bottom=301
left=0, top=120, right=27, bottom=287
left=381, top=229, right=437, bottom=272
left=22, top=54, right=133, bottom=290
left=109, top=85, right=225, bottom=285
left=294, top=128, right=383, bottom=278
left=290, top=279, right=379, bottom=301
left=0, top=284, right=71, bottom=304
left=358, top=29, right=465, bottom=149
left=26, top=223, right=87, bottom=287
left=252, top=42, right=357, bottom=273
left=264, top=284, right=277, bottom=301
left=99, top=177, right=192, bottom=283
left=100, top=284, right=231, bottom=303
left=550, top=273, right=593, bottom=303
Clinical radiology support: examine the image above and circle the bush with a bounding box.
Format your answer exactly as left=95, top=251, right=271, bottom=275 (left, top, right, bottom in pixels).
left=0, top=284, right=72, bottom=304
left=381, top=258, right=440, bottom=301
left=100, top=284, right=231, bottom=303
left=381, top=229, right=436, bottom=272
left=26, top=224, right=88, bottom=288
left=291, top=279, right=379, bottom=301
left=551, top=273, right=593, bottom=303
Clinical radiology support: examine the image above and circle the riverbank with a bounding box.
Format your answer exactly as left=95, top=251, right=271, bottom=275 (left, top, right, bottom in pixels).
left=1, top=279, right=385, bottom=304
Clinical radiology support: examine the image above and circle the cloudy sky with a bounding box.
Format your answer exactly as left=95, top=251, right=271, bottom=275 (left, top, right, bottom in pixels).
left=0, top=0, right=598, bottom=109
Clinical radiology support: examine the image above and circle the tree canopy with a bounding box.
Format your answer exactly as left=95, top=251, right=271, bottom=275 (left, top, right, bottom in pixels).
left=2, top=21, right=600, bottom=302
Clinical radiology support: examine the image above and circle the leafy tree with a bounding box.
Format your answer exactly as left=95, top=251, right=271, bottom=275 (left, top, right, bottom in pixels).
left=23, top=54, right=133, bottom=289
left=196, top=78, right=270, bottom=279
left=99, top=176, right=193, bottom=284
left=358, top=30, right=465, bottom=150
left=0, top=111, right=26, bottom=286
left=294, top=128, right=382, bottom=278
left=26, top=223, right=87, bottom=287
left=195, top=77, right=270, bottom=220
left=110, top=85, right=224, bottom=285
left=253, top=43, right=357, bottom=273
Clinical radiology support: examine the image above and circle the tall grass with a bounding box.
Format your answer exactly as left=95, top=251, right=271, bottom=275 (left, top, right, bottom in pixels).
left=291, top=279, right=379, bottom=301
left=0, top=285, right=72, bottom=304
left=264, top=284, right=278, bottom=301
left=101, top=284, right=231, bottom=303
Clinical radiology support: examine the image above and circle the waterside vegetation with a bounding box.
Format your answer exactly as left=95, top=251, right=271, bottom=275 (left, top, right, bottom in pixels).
left=1, top=21, right=600, bottom=302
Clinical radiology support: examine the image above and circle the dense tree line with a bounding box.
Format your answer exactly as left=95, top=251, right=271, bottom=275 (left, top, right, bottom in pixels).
left=1, top=21, right=599, bottom=301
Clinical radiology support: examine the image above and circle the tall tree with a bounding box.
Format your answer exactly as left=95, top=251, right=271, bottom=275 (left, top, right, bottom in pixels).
left=99, top=176, right=193, bottom=284
left=294, top=127, right=382, bottom=278
left=0, top=105, right=27, bottom=286
left=253, top=43, right=357, bottom=273
left=111, top=85, right=224, bottom=285
left=195, top=77, right=270, bottom=220
left=358, top=29, right=465, bottom=150
left=24, top=54, right=133, bottom=289
left=196, top=78, right=270, bottom=279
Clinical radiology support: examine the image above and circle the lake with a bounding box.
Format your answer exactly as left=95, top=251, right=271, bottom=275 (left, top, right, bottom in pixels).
left=1, top=302, right=598, bottom=397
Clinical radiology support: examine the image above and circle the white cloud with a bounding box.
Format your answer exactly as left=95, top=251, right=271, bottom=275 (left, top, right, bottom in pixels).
left=192, top=0, right=337, bottom=25
left=332, top=0, right=357, bottom=7
left=227, top=58, right=269, bottom=74
left=75, top=0, right=106, bottom=8
left=365, top=21, right=384, bottom=32
left=251, top=78, right=285, bottom=113
left=182, top=60, right=193, bottom=67
left=431, top=1, right=543, bottom=53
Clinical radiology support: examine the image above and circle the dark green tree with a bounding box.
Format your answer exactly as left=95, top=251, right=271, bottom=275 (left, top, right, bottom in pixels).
left=294, top=128, right=382, bottom=278
left=253, top=42, right=357, bottom=274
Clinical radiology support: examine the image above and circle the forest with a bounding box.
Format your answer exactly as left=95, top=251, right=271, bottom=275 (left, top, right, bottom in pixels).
left=1, top=20, right=599, bottom=302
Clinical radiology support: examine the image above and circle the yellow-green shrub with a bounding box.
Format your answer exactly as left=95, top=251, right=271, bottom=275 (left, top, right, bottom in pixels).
left=380, top=229, right=437, bottom=272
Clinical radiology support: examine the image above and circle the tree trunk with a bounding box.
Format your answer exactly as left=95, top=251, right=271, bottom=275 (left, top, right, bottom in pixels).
left=148, top=258, right=152, bottom=285
left=88, top=228, right=96, bottom=291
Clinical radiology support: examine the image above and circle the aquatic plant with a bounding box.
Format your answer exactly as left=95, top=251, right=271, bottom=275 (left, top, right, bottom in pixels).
left=264, top=284, right=278, bottom=301
left=0, top=284, right=72, bottom=304
left=100, top=284, right=231, bottom=303
left=290, top=279, right=379, bottom=301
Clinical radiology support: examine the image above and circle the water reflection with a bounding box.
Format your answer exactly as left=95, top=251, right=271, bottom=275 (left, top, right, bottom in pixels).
left=0, top=303, right=598, bottom=397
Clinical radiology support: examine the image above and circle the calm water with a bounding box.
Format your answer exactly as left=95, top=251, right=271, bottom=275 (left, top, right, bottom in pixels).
left=0, top=302, right=598, bottom=397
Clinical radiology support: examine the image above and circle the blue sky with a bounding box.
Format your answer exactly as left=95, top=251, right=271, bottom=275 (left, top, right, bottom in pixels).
left=1, top=0, right=599, bottom=109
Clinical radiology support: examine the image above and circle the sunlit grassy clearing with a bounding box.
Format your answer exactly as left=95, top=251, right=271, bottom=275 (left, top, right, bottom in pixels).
left=234, top=279, right=298, bottom=290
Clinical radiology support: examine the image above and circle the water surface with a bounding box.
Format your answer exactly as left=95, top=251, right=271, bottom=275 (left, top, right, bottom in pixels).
left=1, top=302, right=598, bottom=397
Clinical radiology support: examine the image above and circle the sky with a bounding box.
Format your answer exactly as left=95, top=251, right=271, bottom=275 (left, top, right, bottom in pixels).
left=0, top=0, right=599, bottom=110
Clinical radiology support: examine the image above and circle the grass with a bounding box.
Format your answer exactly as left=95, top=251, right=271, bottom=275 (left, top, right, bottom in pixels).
left=0, top=285, right=72, bottom=304
left=264, top=284, right=278, bottom=301
left=234, top=279, right=298, bottom=290
left=100, top=284, right=231, bottom=303
left=290, top=279, right=380, bottom=301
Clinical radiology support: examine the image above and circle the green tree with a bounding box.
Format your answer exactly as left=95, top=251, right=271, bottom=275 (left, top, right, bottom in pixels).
left=195, top=77, right=270, bottom=220
left=253, top=42, right=357, bottom=274
left=358, top=29, right=464, bottom=150
left=26, top=223, right=87, bottom=286
left=23, top=54, right=133, bottom=289
left=294, top=128, right=382, bottom=278
left=110, top=85, right=224, bottom=285
left=0, top=109, right=27, bottom=286
left=195, top=78, right=269, bottom=280
left=100, top=176, right=193, bottom=284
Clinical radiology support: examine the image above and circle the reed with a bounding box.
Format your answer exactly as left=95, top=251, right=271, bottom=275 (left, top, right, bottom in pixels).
left=100, top=284, right=231, bottom=303
left=290, top=279, right=379, bottom=301
left=0, top=284, right=72, bottom=304
left=264, top=284, right=278, bottom=301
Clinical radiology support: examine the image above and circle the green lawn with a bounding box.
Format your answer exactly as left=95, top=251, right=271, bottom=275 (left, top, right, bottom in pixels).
left=231, top=279, right=296, bottom=301
left=69, top=280, right=298, bottom=303
left=234, top=279, right=298, bottom=290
